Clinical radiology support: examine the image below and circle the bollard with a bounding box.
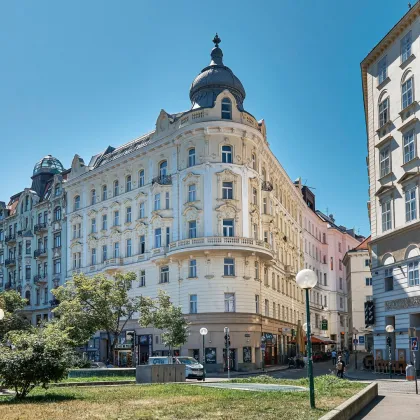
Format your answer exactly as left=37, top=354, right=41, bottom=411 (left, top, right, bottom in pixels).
left=406, top=363, right=415, bottom=381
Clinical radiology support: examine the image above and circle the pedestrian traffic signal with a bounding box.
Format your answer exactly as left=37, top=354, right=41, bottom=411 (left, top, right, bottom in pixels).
left=386, top=336, right=392, bottom=346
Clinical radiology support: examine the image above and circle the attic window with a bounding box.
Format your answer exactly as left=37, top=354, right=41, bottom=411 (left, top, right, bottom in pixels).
left=221, top=98, right=232, bottom=120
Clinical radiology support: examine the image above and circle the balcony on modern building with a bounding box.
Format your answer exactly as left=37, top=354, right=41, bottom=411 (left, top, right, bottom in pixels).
left=5, top=258, right=16, bottom=267
left=34, top=223, right=48, bottom=234
left=33, top=274, right=48, bottom=285
left=34, top=248, right=47, bottom=259
left=167, top=236, right=274, bottom=260
left=152, top=175, right=172, bottom=186
left=5, top=234, right=16, bottom=244
left=261, top=181, right=273, bottom=192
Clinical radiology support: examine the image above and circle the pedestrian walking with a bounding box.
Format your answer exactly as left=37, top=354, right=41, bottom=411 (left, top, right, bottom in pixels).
left=331, top=349, right=337, bottom=366
left=336, top=356, right=346, bottom=378
left=344, top=349, right=350, bottom=365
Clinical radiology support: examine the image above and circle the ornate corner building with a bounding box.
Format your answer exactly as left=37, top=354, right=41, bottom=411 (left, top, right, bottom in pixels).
left=0, top=156, right=68, bottom=324
left=64, top=36, right=307, bottom=371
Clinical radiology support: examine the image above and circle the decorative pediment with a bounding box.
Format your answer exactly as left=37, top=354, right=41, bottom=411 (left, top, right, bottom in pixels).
left=216, top=168, right=239, bottom=182
left=151, top=182, right=171, bottom=194
left=88, top=233, right=98, bottom=241
left=87, top=209, right=97, bottom=217
left=135, top=191, right=148, bottom=201
left=398, top=171, right=419, bottom=185
left=110, top=229, right=121, bottom=240
left=98, top=206, right=108, bottom=213
left=375, top=184, right=396, bottom=197
left=123, top=198, right=133, bottom=205
left=215, top=202, right=240, bottom=221
left=182, top=206, right=202, bottom=222
left=135, top=221, right=148, bottom=235
left=150, top=213, right=173, bottom=227
left=70, top=213, right=83, bottom=223
left=182, top=172, right=201, bottom=183
left=110, top=201, right=121, bottom=209
left=70, top=240, right=83, bottom=249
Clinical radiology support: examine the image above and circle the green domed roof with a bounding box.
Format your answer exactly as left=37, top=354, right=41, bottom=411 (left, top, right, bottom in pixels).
left=33, top=155, right=64, bottom=176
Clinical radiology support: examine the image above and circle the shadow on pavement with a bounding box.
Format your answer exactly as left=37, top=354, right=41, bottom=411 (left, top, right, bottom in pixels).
left=351, top=396, right=385, bottom=419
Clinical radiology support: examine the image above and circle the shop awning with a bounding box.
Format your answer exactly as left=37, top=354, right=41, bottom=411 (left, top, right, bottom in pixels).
left=290, top=336, right=335, bottom=345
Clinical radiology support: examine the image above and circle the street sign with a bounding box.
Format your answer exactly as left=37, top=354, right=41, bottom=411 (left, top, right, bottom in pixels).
left=321, top=319, right=328, bottom=330
left=353, top=339, right=358, bottom=345
left=261, top=343, right=266, bottom=351
left=359, top=336, right=365, bottom=344
left=411, top=337, right=419, bottom=352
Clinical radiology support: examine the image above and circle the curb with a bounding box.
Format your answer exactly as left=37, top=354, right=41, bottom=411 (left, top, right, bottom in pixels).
left=51, top=380, right=136, bottom=387
left=319, top=382, right=378, bottom=420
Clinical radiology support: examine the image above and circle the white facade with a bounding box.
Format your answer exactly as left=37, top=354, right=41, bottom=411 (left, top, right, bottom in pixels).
left=64, top=38, right=307, bottom=370
left=362, top=4, right=420, bottom=366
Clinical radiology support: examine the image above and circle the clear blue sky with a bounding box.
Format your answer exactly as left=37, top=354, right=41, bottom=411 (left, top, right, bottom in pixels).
left=0, top=1, right=412, bottom=236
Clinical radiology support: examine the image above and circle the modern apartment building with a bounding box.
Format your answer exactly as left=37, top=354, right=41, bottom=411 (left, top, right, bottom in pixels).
left=301, top=187, right=363, bottom=351
left=361, top=4, right=420, bottom=366
left=65, top=36, right=307, bottom=371
left=343, top=236, right=373, bottom=352
left=0, top=156, right=68, bottom=324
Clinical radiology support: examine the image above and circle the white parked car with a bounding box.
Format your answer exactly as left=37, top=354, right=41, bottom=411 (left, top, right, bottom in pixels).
left=148, top=356, right=205, bottom=380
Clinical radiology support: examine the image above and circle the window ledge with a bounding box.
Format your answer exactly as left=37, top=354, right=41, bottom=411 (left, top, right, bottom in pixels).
left=187, top=277, right=198, bottom=280
left=204, top=275, right=214, bottom=279
left=400, top=53, right=416, bottom=69
left=377, top=76, right=391, bottom=90
left=243, top=276, right=251, bottom=280
left=398, top=114, right=418, bottom=132
left=222, top=275, right=236, bottom=278
left=401, top=156, right=420, bottom=168
left=378, top=171, right=394, bottom=183
left=375, top=133, right=393, bottom=149
left=376, top=120, right=393, bottom=135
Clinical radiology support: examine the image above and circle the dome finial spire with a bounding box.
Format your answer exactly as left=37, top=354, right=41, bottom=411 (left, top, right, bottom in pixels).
left=213, top=33, right=221, bottom=48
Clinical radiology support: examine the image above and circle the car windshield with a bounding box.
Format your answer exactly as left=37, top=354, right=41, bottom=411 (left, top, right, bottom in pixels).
left=176, top=357, right=198, bottom=365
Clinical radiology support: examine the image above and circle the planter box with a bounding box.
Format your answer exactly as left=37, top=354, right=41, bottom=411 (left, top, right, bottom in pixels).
left=136, top=365, right=185, bottom=383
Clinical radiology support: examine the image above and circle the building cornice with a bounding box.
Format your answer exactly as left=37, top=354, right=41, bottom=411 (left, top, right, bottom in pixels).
left=370, top=218, right=420, bottom=246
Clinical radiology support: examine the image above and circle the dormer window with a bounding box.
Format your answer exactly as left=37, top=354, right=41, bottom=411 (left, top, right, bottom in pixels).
left=221, top=98, right=232, bottom=120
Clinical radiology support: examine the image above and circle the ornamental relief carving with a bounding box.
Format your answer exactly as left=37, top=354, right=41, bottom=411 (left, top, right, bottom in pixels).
left=385, top=296, right=420, bottom=311
left=135, top=191, right=148, bottom=200
left=182, top=206, right=202, bottom=222
left=135, top=221, right=148, bottom=236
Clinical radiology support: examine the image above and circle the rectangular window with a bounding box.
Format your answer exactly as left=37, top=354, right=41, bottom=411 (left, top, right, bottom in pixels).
left=382, top=200, right=392, bottom=232
left=91, top=218, right=96, bottom=233
left=138, top=170, right=145, bottom=187
left=188, top=184, right=196, bottom=202
left=102, top=245, right=107, bottom=262
left=189, top=259, right=197, bottom=278
left=188, top=149, right=196, bottom=167
left=26, top=240, right=31, bottom=255
left=380, top=147, right=391, bottom=177
left=401, top=31, right=412, bottom=63
left=408, top=261, right=420, bottom=286
left=189, top=294, right=197, bottom=313
left=102, top=214, right=107, bottom=230
left=338, top=242, right=342, bottom=253
left=165, top=192, right=170, bottom=209
left=339, top=297, right=343, bottom=309
left=378, top=56, right=387, bottom=84
left=253, top=223, right=258, bottom=240
left=139, top=235, right=145, bottom=254
left=89, top=248, right=96, bottom=265
left=160, top=266, right=169, bottom=283
left=254, top=261, right=259, bottom=279
left=405, top=188, right=417, bottom=222
left=264, top=231, right=268, bottom=243
left=166, top=227, right=170, bottom=245
left=255, top=294, right=259, bottom=313
left=139, top=270, right=146, bottom=287
left=252, top=188, right=257, bottom=205
left=224, top=293, right=235, bottom=312
left=53, top=233, right=61, bottom=248
left=365, top=277, right=372, bottom=286
left=223, top=219, right=234, bottom=237
left=114, top=242, right=119, bottom=258
left=155, top=228, right=162, bottom=248
left=365, top=259, right=370, bottom=267
left=339, top=260, right=343, bottom=271
left=126, top=239, right=132, bottom=257
left=154, top=193, right=161, bottom=211
left=102, top=185, right=107, bottom=201
left=264, top=299, right=269, bottom=317
left=113, top=211, right=119, bottom=226
left=224, top=258, right=235, bottom=276
left=188, top=220, right=197, bottom=239
left=339, top=277, right=343, bottom=289
left=126, top=176, right=132, bottom=192
left=324, top=273, right=327, bottom=286
left=385, top=268, right=394, bottom=291
left=139, top=202, right=145, bottom=218
left=378, top=98, right=389, bottom=127
left=263, top=198, right=267, bottom=214
left=53, top=258, right=61, bottom=274
left=403, top=77, right=414, bottom=109
left=126, top=207, right=132, bottom=223
left=222, top=182, right=233, bottom=199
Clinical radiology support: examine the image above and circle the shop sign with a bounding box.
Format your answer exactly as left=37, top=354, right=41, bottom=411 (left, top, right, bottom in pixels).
left=321, top=319, right=328, bottom=330
left=243, top=346, right=252, bottom=363
left=244, top=333, right=251, bottom=337
left=115, top=343, right=132, bottom=350
left=205, top=347, right=217, bottom=364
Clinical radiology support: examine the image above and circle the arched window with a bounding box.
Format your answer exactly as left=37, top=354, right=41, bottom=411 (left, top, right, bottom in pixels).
left=402, top=75, right=414, bottom=110
left=25, top=290, right=31, bottom=306
left=221, top=145, right=232, bottom=163
left=188, top=148, right=196, bottom=167
left=113, top=180, right=119, bottom=197
left=102, top=185, right=107, bottom=201
left=159, top=161, right=167, bottom=177
left=91, top=189, right=96, bottom=205
left=221, top=98, right=232, bottom=120
left=126, top=175, right=132, bottom=192
left=138, top=169, right=145, bottom=187
left=54, top=206, right=61, bottom=221
left=378, top=96, right=389, bottom=128
left=251, top=153, right=256, bottom=170
left=74, top=195, right=80, bottom=211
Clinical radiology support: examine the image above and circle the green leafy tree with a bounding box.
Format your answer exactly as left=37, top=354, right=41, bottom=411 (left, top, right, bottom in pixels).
left=0, top=290, right=30, bottom=338
left=139, top=290, right=189, bottom=356
left=52, top=271, right=139, bottom=363
left=0, top=323, right=73, bottom=399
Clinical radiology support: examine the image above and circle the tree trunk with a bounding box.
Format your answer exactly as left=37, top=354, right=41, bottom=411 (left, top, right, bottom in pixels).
left=107, top=331, right=113, bottom=364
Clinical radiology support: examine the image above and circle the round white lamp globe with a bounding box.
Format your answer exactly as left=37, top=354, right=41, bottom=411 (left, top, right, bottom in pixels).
left=385, top=325, right=395, bottom=333
left=200, top=327, right=208, bottom=336
left=296, top=269, right=318, bottom=290
left=0, top=308, right=4, bottom=321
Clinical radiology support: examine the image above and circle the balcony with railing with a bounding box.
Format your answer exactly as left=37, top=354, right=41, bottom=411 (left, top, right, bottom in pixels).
left=5, top=258, right=16, bottom=267
left=168, top=236, right=274, bottom=259
left=34, top=248, right=47, bottom=259
left=152, top=175, right=172, bottom=186
left=5, top=234, right=16, bottom=243
left=34, top=222, right=48, bottom=234
left=261, top=181, right=273, bottom=192
left=34, top=274, right=48, bottom=285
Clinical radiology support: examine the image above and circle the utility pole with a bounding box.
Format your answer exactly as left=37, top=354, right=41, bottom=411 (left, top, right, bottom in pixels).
left=224, top=326, right=230, bottom=380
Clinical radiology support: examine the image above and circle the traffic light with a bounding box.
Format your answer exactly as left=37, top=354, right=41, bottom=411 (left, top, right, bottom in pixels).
left=386, top=336, right=392, bottom=346
left=224, top=334, right=231, bottom=348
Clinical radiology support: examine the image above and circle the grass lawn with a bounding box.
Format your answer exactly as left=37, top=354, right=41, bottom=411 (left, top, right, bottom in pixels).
left=59, top=376, right=135, bottom=383
left=0, top=375, right=366, bottom=420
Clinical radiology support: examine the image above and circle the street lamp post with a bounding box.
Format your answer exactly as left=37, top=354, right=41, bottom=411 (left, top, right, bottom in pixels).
left=386, top=325, right=394, bottom=379
left=200, top=327, right=208, bottom=381
left=353, top=327, right=359, bottom=370
left=296, top=269, right=318, bottom=410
